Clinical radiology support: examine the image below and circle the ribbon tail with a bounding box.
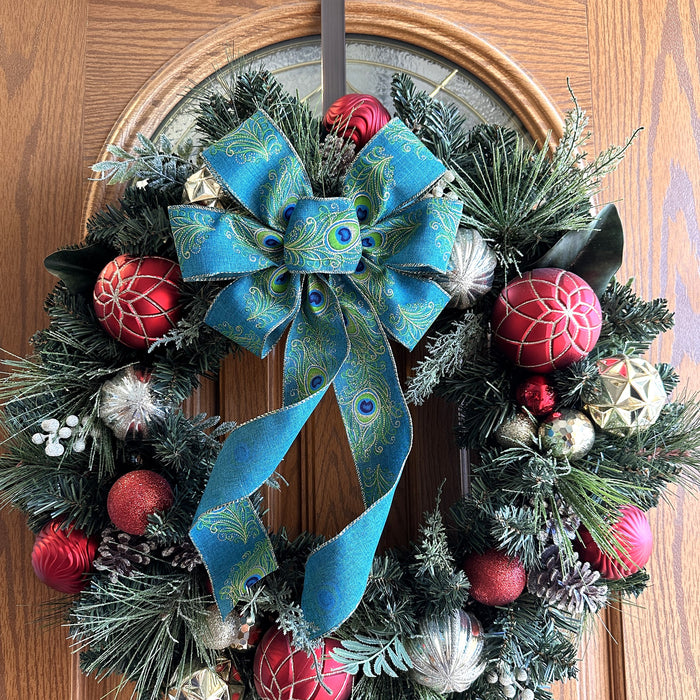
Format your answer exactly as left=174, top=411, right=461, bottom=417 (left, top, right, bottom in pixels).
left=301, top=278, right=411, bottom=636
left=191, top=276, right=349, bottom=620
left=189, top=389, right=327, bottom=619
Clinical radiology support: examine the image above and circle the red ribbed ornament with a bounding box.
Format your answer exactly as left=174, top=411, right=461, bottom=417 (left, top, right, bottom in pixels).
left=491, top=268, right=602, bottom=373
left=93, top=254, right=182, bottom=350
left=323, top=94, right=391, bottom=149
left=254, top=627, right=353, bottom=700
left=31, top=519, right=98, bottom=594
left=577, top=505, right=653, bottom=580
left=107, top=469, right=174, bottom=535
left=462, top=549, right=526, bottom=606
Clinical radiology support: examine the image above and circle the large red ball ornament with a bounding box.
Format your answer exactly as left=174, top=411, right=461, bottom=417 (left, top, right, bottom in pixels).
left=31, top=519, right=98, bottom=594
left=323, top=94, right=391, bottom=149
left=254, top=626, right=353, bottom=700
left=577, top=505, right=653, bottom=580
left=516, top=375, right=558, bottom=416
left=107, top=469, right=174, bottom=536
left=491, top=268, right=602, bottom=373
left=93, top=254, right=182, bottom=350
left=462, top=549, right=526, bottom=606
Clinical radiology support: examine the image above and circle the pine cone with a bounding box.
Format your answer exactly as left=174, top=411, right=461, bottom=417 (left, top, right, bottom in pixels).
left=320, top=134, right=356, bottom=182
left=528, top=544, right=608, bottom=615
left=537, top=497, right=581, bottom=545
left=161, top=539, right=202, bottom=571
left=94, top=527, right=155, bottom=582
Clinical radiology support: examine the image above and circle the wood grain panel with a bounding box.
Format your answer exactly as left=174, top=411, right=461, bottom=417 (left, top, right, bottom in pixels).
left=587, top=1, right=700, bottom=698
left=0, top=1, right=93, bottom=698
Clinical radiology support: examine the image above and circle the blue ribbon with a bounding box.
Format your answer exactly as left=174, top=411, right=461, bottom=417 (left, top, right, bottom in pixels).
left=169, top=111, right=461, bottom=636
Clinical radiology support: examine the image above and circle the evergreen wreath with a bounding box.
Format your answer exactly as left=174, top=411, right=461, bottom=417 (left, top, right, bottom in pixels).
left=1, top=66, right=699, bottom=700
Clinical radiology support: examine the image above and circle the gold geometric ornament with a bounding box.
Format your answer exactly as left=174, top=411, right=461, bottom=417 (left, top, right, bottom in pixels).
left=584, top=355, right=666, bottom=435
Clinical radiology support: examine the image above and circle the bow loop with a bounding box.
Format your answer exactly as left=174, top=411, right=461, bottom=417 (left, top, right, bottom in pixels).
left=203, top=110, right=312, bottom=231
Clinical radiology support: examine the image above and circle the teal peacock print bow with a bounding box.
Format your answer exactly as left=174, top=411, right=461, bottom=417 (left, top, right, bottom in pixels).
left=169, top=110, right=462, bottom=637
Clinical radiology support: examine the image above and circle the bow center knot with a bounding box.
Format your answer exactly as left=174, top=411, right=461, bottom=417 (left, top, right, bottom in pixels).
left=283, top=197, right=362, bottom=273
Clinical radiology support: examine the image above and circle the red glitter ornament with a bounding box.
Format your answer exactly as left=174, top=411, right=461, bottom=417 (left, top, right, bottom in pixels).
left=491, top=268, right=602, bottom=373
left=462, top=549, right=526, bottom=606
left=577, top=505, right=653, bottom=580
left=254, top=626, right=353, bottom=700
left=93, top=254, right=182, bottom=350
left=107, top=469, right=174, bottom=536
left=31, top=519, right=98, bottom=594
left=323, top=94, right=391, bottom=149
left=516, top=375, right=558, bottom=416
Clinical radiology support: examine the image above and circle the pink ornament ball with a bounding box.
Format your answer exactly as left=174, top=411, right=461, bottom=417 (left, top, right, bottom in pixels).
left=254, top=626, right=353, bottom=700
left=107, top=469, right=174, bottom=536
left=491, top=268, right=602, bottom=373
left=323, top=94, right=391, bottom=149
left=93, top=254, right=182, bottom=350
left=577, top=505, right=653, bottom=580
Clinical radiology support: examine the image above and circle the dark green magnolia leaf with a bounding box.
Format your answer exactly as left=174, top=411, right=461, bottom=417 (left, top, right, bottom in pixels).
left=44, top=243, right=116, bottom=295
left=532, top=203, right=624, bottom=296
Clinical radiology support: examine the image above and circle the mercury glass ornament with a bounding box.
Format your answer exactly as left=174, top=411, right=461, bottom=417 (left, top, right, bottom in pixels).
left=199, top=607, right=258, bottom=650
left=538, top=409, right=596, bottom=460
left=439, top=228, right=496, bottom=309
left=168, top=668, right=230, bottom=700
left=184, top=167, right=223, bottom=207
left=584, top=355, right=666, bottom=435
left=494, top=413, right=537, bottom=448
left=406, top=610, right=486, bottom=693
left=99, top=367, right=165, bottom=439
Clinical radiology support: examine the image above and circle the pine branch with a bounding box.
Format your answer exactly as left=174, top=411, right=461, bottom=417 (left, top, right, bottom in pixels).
left=406, top=313, right=486, bottom=406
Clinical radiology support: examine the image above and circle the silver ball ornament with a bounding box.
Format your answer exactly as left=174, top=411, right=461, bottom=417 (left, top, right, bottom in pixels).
left=99, top=367, right=165, bottom=440
left=439, top=228, right=496, bottom=309
left=538, top=409, right=596, bottom=460
left=406, top=610, right=486, bottom=693
left=198, top=607, right=258, bottom=651
left=494, top=413, right=537, bottom=448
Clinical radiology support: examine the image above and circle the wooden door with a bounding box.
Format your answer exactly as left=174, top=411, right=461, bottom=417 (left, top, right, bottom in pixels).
left=1, top=2, right=698, bottom=699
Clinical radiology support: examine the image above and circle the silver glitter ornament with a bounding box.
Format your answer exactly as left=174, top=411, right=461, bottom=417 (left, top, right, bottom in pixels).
left=584, top=355, right=666, bottom=435
left=438, top=229, right=496, bottom=309
left=538, top=409, right=596, bottom=460
left=494, top=413, right=537, bottom=448
left=406, top=610, right=486, bottom=693
left=99, top=367, right=165, bottom=440
left=198, top=606, right=258, bottom=650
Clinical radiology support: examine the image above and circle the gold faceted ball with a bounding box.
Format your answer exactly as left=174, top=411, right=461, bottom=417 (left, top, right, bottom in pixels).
left=184, top=167, right=223, bottom=207
left=168, top=668, right=230, bottom=700
left=584, top=355, right=666, bottom=435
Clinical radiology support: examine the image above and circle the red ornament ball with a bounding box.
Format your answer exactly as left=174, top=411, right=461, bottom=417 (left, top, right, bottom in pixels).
left=254, top=626, right=353, bottom=700
left=577, top=505, right=653, bottom=580
left=491, top=268, right=602, bottom=373
left=107, top=469, right=174, bottom=536
left=323, top=94, right=391, bottom=149
left=31, top=519, right=98, bottom=594
left=93, top=254, right=182, bottom=350
left=516, top=374, right=558, bottom=416
left=462, top=549, right=526, bottom=606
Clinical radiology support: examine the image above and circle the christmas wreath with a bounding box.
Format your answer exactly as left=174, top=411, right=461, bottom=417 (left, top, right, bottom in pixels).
left=1, top=66, right=699, bottom=700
